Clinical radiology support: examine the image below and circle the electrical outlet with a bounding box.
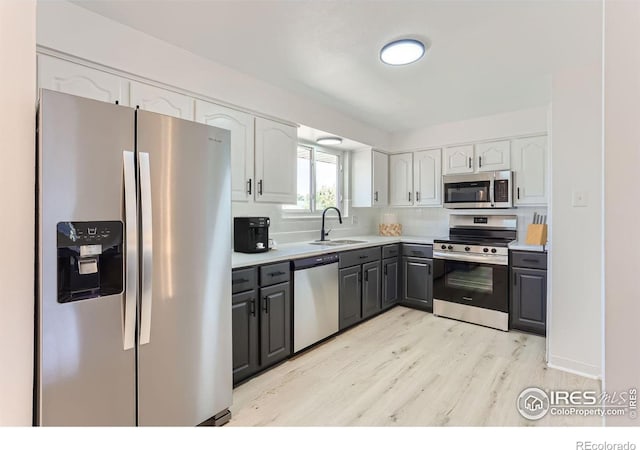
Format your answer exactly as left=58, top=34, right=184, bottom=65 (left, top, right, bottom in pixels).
left=572, top=190, right=588, bottom=207
left=351, top=215, right=358, bottom=225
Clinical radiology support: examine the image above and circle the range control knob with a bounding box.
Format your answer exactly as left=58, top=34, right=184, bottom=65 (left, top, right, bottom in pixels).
left=465, top=247, right=470, bottom=251
left=483, top=248, right=489, bottom=253
left=447, top=245, right=453, bottom=250
left=491, top=248, right=497, bottom=254
left=441, top=244, right=447, bottom=250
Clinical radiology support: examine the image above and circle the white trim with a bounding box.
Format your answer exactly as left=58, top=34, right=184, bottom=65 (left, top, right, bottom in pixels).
left=547, top=355, right=603, bottom=380
left=388, top=132, right=548, bottom=154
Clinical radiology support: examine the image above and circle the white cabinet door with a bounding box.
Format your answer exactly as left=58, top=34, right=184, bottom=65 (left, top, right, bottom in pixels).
left=443, top=144, right=474, bottom=174
left=372, top=150, right=389, bottom=206
left=38, top=55, right=128, bottom=105
left=389, top=153, right=413, bottom=206
left=254, top=117, right=297, bottom=204
left=195, top=100, right=254, bottom=202
left=130, top=82, right=194, bottom=120
left=475, top=140, right=510, bottom=172
left=512, top=135, right=547, bottom=205
left=413, top=149, right=442, bottom=206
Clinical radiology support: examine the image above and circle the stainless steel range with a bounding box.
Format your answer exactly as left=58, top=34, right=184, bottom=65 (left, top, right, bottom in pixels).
left=433, top=214, right=517, bottom=331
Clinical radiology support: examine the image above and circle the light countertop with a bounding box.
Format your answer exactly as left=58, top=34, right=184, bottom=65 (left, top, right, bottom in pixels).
left=232, top=235, right=547, bottom=268
left=232, top=235, right=440, bottom=268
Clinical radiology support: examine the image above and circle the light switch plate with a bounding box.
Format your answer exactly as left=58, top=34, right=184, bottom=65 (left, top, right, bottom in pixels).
left=352, top=215, right=358, bottom=225
left=572, top=190, right=588, bottom=207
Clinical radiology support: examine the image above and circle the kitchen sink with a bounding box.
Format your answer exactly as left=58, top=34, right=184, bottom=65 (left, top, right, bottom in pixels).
left=309, top=239, right=368, bottom=246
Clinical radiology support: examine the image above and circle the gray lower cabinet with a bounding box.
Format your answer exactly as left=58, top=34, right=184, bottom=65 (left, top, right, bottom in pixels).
left=362, top=261, right=382, bottom=319
left=338, top=246, right=382, bottom=330
left=232, top=266, right=291, bottom=385
left=381, top=257, right=400, bottom=309
left=339, top=265, right=362, bottom=329
left=231, top=289, right=259, bottom=384
left=510, top=250, right=547, bottom=335
left=401, top=256, right=433, bottom=311
left=259, top=282, right=291, bottom=367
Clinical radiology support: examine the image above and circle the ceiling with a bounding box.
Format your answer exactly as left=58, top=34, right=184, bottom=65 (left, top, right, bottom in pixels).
left=73, top=1, right=601, bottom=133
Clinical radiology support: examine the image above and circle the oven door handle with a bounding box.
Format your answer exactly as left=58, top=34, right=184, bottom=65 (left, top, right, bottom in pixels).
left=433, top=251, right=507, bottom=266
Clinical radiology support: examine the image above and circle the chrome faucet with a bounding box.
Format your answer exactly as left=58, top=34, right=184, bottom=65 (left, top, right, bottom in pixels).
left=319, top=207, right=343, bottom=241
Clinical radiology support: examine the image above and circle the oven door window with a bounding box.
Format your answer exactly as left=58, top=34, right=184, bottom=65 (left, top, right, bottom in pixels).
left=444, top=181, right=491, bottom=204
left=433, top=259, right=508, bottom=312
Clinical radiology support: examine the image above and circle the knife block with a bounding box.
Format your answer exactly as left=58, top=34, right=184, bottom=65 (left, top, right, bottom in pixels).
left=525, top=224, right=548, bottom=246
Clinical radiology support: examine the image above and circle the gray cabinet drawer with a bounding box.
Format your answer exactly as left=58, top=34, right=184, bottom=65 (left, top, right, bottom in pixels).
left=382, top=244, right=400, bottom=259
left=511, top=251, right=547, bottom=270
left=402, top=243, right=433, bottom=258
left=232, top=267, right=258, bottom=294
left=259, top=262, right=290, bottom=286
left=339, top=246, right=381, bottom=268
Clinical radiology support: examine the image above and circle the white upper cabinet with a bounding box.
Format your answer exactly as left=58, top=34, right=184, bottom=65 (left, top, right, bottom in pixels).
left=443, top=144, right=474, bottom=174
left=254, top=117, right=297, bottom=204
left=475, top=140, right=511, bottom=172
left=130, top=82, right=194, bottom=121
left=352, top=149, right=388, bottom=207
left=38, top=54, right=129, bottom=105
left=512, top=135, right=547, bottom=205
left=444, top=141, right=510, bottom=174
left=389, top=153, right=414, bottom=206
left=413, top=149, right=442, bottom=206
left=195, top=100, right=254, bottom=202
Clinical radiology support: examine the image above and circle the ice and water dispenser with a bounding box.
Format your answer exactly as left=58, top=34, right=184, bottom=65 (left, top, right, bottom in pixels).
left=57, top=221, right=124, bottom=303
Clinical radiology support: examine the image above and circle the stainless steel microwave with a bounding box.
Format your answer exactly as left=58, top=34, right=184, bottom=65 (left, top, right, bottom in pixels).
left=442, top=171, right=513, bottom=209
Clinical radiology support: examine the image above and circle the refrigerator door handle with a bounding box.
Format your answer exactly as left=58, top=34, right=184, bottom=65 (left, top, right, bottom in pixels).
left=139, top=152, right=153, bottom=346
left=123, top=151, right=138, bottom=351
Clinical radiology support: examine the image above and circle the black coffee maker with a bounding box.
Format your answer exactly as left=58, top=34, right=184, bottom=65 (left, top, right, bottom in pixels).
left=234, top=217, right=270, bottom=253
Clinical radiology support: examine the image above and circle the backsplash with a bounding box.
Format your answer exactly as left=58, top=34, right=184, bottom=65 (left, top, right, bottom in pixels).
left=377, top=206, right=549, bottom=241
left=232, top=202, right=547, bottom=245
left=232, top=201, right=379, bottom=245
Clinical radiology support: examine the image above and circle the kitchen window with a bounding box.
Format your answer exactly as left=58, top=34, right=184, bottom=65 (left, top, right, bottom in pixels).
left=283, top=145, right=344, bottom=214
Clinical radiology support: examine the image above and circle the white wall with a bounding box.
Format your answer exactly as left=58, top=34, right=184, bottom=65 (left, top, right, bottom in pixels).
left=36, top=1, right=390, bottom=150
left=604, top=0, right=640, bottom=425
left=0, top=0, right=36, bottom=426
left=390, top=106, right=548, bottom=152
left=548, top=61, right=603, bottom=378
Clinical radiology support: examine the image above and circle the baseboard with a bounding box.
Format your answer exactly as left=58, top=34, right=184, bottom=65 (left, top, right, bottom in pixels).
left=547, top=354, right=602, bottom=380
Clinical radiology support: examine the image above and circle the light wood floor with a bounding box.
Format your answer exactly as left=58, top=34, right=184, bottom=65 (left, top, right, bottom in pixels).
left=229, top=306, right=601, bottom=426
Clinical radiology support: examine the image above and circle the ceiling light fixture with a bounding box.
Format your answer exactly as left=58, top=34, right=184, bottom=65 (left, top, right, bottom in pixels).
left=380, top=39, right=425, bottom=66
left=316, top=137, right=342, bottom=146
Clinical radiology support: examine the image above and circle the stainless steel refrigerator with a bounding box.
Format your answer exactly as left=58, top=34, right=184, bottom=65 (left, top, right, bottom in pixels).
left=36, top=89, right=232, bottom=426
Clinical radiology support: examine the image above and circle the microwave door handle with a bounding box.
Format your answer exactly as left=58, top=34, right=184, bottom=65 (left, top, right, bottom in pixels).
left=490, top=178, right=495, bottom=206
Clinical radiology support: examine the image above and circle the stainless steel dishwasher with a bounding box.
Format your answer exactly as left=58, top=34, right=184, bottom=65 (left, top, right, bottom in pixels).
left=292, top=253, right=339, bottom=353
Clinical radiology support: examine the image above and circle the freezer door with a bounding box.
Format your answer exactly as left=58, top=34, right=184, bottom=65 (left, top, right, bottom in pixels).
left=136, top=110, right=232, bottom=426
left=37, top=90, right=136, bottom=425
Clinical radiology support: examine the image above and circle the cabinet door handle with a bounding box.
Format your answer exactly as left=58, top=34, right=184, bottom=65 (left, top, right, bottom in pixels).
left=479, top=156, right=482, bottom=168
left=374, top=191, right=378, bottom=202
left=416, top=192, right=420, bottom=202
left=517, top=187, right=520, bottom=200
left=468, top=157, right=472, bottom=169
left=232, top=278, right=250, bottom=284
left=522, top=258, right=540, bottom=263
left=408, top=192, right=412, bottom=202
left=269, top=271, right=286, bottom=277
left=258, top=179, right=263, bottom=196
left=263, top=296, right=269, bottom=313
left=364, top=270, right=369, bottom=282
left=428, top=264, right=431, bottom=275
left=384, top=265, right=388, bottom=275
left=359, top=255, right=367, bottom=259
left=247, top=178, right=252, bottom=195
left=250, top=298, right=256, bottom=316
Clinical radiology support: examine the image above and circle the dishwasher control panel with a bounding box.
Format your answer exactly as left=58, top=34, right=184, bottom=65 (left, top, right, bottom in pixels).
left=291, top=253, right=339, bottom=270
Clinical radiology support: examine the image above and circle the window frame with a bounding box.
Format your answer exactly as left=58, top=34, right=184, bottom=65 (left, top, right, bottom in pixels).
left=282, top=143, right=345, bottom=218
